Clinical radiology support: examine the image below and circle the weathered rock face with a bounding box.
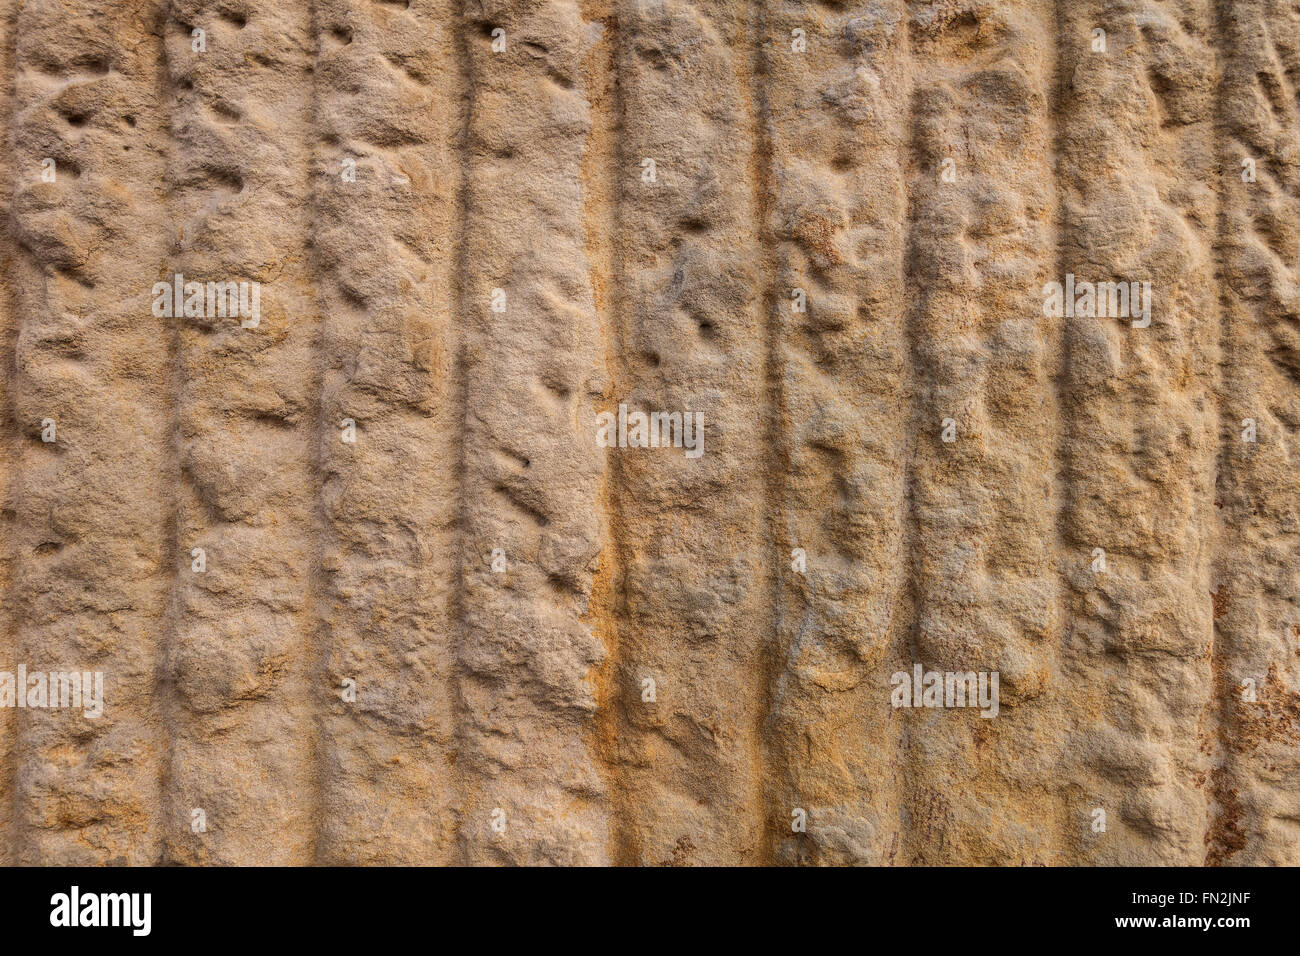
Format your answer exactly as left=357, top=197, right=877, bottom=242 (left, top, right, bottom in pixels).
left=0, top=0, right=1297, bottom=866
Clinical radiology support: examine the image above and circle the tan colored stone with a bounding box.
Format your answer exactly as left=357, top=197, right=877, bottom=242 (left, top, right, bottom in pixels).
left=0, top=0, right=1296, bottom=866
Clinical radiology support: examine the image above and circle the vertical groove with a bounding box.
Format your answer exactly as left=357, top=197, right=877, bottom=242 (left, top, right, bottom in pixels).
left=449, top=0, right=476, bottom=866
left=745, top=0, right=782, bottom=868
left=155, top=0, right=182, bottom=866
left=304, top=0, right=325, bottom=864
left=1206, top=0, right=1234, bottom=866
left=898, top=1, right=922, bottom=869
left=591, top=0, right=647, bottom=870
left=0, top=0, right=19, bottom=867
left=903, top=1, right=949, bottom=865
left=584, top=0, right=636, bottom=867
left=1048, top=0, right=1082, bottom=864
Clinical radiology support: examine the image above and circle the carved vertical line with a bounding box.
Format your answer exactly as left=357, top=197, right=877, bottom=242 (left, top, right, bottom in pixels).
left=584, top=0, right=636, bottom=867
left=449, top=0, right=476, bottom=866
left=745, top=0, right=783, bottom=867
left=0, top=0, right=20, bottom=867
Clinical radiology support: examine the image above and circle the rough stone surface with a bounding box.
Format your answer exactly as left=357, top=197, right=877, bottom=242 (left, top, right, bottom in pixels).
left=0, top=0, right=1298, bottom=865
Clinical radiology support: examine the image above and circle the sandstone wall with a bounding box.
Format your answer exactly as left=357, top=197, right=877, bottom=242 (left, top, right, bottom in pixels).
left=0, top=0, right=1297, bottom=866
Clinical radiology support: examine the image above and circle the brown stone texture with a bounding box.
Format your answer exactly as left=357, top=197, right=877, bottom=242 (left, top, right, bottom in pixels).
left=0, top=0, right=1297, bottom=865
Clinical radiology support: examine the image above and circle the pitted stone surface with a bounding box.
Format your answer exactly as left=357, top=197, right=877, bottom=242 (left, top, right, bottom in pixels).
left=0, top=0, right=1297, bottom=866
